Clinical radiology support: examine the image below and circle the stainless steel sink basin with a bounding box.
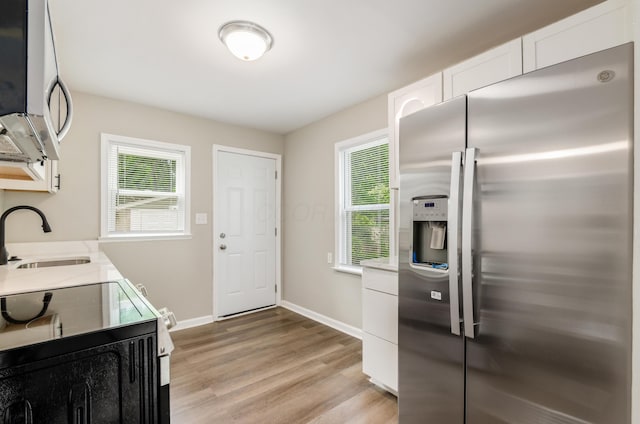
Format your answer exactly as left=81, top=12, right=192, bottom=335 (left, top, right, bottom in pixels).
left=17, top=257, right=91, bottom=269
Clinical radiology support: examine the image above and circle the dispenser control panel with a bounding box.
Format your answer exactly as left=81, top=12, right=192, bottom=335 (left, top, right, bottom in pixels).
left=413, top=197, right=447, bottom=221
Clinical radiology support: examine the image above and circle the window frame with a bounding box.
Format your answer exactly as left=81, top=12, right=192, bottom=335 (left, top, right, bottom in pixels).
left=334, top=128, right=389, bottom=275
left=100, top=133, right=191, bottom=241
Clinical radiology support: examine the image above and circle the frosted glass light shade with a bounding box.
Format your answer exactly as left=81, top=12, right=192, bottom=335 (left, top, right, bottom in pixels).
left=219, top=21, right=273, bottom=61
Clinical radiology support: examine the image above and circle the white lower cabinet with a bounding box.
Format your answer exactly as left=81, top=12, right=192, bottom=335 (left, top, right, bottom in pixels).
left=361, top=262, right=398, bottom=394
left=363, top=288, right=397, bottom=345
left=362, top=333, right=397, bottom=392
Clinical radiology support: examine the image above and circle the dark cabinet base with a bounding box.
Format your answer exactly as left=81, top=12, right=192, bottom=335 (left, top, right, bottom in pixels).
left=0, top=333, right=157, bottom=424
left=158, top=383, right=170, bottom=424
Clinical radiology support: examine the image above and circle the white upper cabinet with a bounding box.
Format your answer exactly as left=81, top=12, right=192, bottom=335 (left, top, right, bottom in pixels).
left=388, top=72, right=442, bottom=188
left=443, top=38, right=523, bottom=101
left=388, top=0, right=629, bottom=186
left=522, top=0, right=632, bottom=72
left=0, top=160, right=60, bottom=193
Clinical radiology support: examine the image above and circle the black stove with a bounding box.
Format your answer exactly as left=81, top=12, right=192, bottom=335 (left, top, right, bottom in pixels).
left=0, top=280, right=158, bottom=354
left=0, top=280, right=170, bottom=423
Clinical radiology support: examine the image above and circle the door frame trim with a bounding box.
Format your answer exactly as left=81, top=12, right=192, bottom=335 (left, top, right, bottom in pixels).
left=212, top=145, right=282, bottom=321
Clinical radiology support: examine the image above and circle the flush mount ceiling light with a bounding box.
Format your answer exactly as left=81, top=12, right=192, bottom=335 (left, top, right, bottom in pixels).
left=218, top=20, right=273, bottom=61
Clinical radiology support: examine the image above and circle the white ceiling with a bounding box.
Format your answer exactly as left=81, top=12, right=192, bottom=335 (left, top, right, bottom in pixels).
left=49, top=0, right=602, bottom=135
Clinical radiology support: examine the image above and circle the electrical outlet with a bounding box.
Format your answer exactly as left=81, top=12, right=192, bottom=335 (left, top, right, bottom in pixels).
left=327, top=252, right=332, bottom=264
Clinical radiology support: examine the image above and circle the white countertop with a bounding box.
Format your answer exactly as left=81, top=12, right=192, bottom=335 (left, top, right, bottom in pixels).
left=360, top=256, right=398, bottom=272
left=0, top=241, right=123, bottom=296
left=0, top=240, right=175, bottom=356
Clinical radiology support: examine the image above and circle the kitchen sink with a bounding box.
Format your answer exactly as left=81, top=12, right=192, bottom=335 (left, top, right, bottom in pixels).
left=17, top=257, right=91, bottom=269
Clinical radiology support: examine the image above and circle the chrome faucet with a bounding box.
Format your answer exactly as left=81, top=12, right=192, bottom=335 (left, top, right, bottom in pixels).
left=0, top=206, right=52, bottom=265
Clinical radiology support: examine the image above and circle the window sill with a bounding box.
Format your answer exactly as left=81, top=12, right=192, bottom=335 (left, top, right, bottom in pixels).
left=98, top=234, right=193, bottom=243
left=332, top=265, right=363, bottom=276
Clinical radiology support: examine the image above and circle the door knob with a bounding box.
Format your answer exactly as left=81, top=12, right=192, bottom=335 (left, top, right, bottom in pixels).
left=219, top=244, right=227, bottom=250
left=220, top=233, right=226, bottom=239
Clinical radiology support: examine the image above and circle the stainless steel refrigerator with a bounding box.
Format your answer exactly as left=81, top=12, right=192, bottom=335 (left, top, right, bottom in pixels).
left=398, top=42, right=633, bottom=424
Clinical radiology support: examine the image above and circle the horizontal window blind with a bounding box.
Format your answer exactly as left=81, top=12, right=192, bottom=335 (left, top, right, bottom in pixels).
left=345, top=209, right=389, bottom=265
left=104, top=138, right=188, bottom=237
left=339, top=137, right=390, bottom=267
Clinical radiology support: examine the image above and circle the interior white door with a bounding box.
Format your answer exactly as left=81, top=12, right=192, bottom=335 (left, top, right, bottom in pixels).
left=215, top=151, right=277, bottom=317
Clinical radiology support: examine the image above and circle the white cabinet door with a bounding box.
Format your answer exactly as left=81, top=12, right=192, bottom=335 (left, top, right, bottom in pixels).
left=362, top=267, right=398, bottom=295
left=443, top=38, right=522, bottom=101
left=522, top=0, right=631, bottom=72
left=362, top=333, right=398, bottom=392
left=363, top=288, right=398, bottom=343
left=388, top=72, right=442, bottom=189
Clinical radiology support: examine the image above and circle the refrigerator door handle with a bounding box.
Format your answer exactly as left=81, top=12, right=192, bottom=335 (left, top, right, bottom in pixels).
left=447, top=151, right=463, bottom=336
left=462, top=147, right=477, bottom=339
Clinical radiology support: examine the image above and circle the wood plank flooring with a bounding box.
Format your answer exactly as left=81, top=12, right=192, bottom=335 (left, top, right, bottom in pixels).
left=169, top=307, right=398, bottom=423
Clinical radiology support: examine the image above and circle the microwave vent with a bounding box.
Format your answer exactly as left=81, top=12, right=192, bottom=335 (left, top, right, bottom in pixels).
left=0, top=136, right=23, bottom=155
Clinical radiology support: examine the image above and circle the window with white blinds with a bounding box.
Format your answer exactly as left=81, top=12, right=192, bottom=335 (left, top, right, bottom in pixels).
left=101, top=134, right=191, bottom=239
left=336, top=129, right=389, bottom=271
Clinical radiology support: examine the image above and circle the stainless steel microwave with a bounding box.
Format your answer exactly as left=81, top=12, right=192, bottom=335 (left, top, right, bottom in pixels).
left=0, top=0, right=73, bottom=171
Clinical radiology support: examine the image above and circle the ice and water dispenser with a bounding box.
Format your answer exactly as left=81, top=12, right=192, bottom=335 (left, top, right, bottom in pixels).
left=411, top=196, right=448, bottom=270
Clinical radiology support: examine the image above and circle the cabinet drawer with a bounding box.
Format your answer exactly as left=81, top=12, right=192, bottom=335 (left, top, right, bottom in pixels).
left=362, top=267, right=398, bottom=295
left=363, top=288, right=397, bottom=343
left=362, top=332, right=398, bottom=392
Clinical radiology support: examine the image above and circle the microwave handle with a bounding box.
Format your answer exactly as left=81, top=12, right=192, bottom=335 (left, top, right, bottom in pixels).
left=48, top=77, right=74, bottom=141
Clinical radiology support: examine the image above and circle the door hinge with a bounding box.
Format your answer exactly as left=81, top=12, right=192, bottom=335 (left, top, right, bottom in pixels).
left=275, top=227, right=278, bottom=236
left=275, top=284, right=277, bottom=293
left=275, top=170, right=278, bottom=179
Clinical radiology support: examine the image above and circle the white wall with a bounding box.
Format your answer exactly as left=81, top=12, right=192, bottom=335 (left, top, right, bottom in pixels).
left=282, top=94, right=387, bottom=328
left=2, top=91, right=284, bottom=322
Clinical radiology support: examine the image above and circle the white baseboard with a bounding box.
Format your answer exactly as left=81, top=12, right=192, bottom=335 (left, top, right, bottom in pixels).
left=169, top=315, right=214, bottom=332
left=168, top=303, right=363, bottom=340
left=280, top=300, right=363, bottom=340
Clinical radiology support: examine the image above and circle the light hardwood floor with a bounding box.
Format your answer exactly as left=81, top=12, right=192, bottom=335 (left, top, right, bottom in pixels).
left=170, top=307, right=398, bottom=423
